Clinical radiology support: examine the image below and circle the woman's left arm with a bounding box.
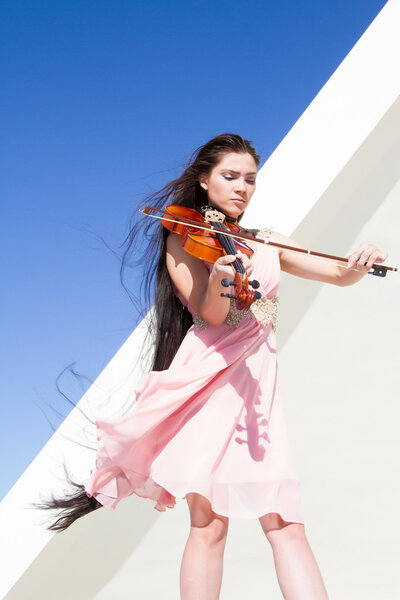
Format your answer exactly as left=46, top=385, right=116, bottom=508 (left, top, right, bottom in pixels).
left=270, top=231, right=388, bottom=287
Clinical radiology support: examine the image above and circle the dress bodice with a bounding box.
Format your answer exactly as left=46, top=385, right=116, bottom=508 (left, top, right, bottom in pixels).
left=172, top=228, right=280, bottom=331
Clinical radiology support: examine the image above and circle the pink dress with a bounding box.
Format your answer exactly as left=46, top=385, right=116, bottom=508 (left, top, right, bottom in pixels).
left=84, top=232, right=304, bottom=523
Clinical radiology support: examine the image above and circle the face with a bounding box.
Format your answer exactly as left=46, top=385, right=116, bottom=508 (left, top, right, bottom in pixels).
left=199, top=152, right=258, bottom=218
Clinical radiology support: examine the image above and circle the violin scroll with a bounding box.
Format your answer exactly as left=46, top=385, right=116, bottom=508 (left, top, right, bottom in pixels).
left=219, top=272, right=262, bottom=310
left=200, top=206, right=263, bottom=311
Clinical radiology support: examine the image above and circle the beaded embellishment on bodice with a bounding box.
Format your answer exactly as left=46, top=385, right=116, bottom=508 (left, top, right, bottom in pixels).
left=193, top=227, right=279, bottom=331
left=194, top=295, right=279, bottom=331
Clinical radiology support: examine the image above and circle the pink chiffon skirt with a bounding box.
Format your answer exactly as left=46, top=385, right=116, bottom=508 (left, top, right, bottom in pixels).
left=84, top=242, right=304, bottom=523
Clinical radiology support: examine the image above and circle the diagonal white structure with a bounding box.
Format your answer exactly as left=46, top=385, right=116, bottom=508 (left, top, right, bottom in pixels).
left=1, top=1, right=399, bottom=598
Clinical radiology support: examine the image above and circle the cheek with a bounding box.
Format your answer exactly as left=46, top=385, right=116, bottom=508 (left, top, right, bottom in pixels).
left=247, top=185, right=256, bottom=199
left=210, top=179, right=228, bottom=198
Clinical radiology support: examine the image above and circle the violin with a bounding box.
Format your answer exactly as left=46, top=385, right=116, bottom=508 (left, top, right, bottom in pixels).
left=156, top=204, right=262, bottom=311
left=139, top=204, right=398, bottom=279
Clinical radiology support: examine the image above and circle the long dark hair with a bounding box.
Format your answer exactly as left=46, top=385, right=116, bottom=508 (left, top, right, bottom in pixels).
left=37, top=133, right=260, bottom=531
left=121, top=132, right=260, bottom=371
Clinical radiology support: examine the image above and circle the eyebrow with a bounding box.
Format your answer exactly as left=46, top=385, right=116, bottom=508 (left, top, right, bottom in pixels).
left=221, top=169, right=257, bottom=175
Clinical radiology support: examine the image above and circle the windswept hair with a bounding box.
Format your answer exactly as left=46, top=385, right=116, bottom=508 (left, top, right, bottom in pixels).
left=38, top=133, right=260, bottom=532
left=120, top=133, right=260, bottom=371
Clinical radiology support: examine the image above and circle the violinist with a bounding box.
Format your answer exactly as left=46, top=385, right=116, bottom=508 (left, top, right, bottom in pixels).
left=40, top=133, right=388, bottom=599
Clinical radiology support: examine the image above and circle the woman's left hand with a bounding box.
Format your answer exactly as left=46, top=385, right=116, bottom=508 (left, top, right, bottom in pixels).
left=347, top=243, right=388, bottom=270
left=235, top=250, right=254, bottom=277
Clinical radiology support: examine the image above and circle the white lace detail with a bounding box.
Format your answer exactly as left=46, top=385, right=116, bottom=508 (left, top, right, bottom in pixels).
left=194, top=295, right=279, bottom=331
left=256, top=227, right=273, bottom=242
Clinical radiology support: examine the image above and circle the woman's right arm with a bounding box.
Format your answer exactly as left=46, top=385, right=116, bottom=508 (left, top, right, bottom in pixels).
left=166, top=233, right=240, bottom=326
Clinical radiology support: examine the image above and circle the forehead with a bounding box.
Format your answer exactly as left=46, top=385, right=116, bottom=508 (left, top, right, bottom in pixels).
left=214, top=152, right=257, bottom=173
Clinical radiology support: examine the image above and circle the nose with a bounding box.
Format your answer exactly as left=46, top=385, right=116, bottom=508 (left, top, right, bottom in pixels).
left=234, top=177, right=246, bottom=193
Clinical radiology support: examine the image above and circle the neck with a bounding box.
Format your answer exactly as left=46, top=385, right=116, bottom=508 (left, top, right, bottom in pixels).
left=225, top=214, right=239, bottom=225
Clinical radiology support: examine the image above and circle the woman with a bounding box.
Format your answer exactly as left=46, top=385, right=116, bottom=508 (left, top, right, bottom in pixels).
left=41, top=133, right=387, bottom=599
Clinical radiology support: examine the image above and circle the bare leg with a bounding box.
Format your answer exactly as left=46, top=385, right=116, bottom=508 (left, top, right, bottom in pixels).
left=180, top=493, right=229, bottom=600
left=259, top=513, right=329, bottom=600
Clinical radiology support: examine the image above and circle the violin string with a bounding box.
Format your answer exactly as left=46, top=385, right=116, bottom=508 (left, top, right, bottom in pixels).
left=212, top=220, right=246, bottom=275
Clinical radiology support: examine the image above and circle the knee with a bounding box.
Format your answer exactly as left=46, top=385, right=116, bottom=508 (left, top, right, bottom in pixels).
left=259, top=513, right=306, bottom=545
left=190, top=516, right=229, bottom=547
left=186, top=493, right=229, bottom=547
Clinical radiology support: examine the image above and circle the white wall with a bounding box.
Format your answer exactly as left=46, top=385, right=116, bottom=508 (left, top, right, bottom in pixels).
left=1, top=1, right=399, bottom=598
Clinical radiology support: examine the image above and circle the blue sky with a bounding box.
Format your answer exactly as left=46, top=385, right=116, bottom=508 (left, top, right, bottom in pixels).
left=0, top=0, right=387, bottom=500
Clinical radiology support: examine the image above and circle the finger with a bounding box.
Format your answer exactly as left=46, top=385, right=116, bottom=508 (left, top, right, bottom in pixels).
left=217, top=254, right=236, bottom=265
left=347, top=253, right=360, bottom=269
left=348, top=245, right=372, bottom=268
left=240, top=256, right=251, bottom=269
left=357, top=250, right=372, bottom=267
left=347, top=248, right=364, bottom=268
left=365, top=251, right=381, bottom=270
left=374, top=250, right=388, bottom=263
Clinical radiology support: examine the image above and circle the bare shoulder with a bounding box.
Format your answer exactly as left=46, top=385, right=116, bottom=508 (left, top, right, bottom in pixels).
left=165, top=233, right=210, bottom=310
left=166, top=233, right=209, bottom=273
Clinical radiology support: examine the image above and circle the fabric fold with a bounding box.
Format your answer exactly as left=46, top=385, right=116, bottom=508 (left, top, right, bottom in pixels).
left=85, top=241, right=304, bottom=524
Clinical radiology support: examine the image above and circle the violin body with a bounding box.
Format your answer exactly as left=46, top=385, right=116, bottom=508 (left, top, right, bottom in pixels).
left=161, top=204, right=261, bottom=310
left=161, top=205, right=254, bottom=263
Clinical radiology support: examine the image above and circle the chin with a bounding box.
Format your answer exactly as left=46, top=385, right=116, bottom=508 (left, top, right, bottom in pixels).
left=231, top=206, right=245, bottom=216
left=209, top=202, right=245, bottom=219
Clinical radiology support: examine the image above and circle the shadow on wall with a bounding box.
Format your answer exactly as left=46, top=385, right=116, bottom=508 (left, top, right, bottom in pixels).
left=5, top=494, right=161, bottom=600
left=5, top=94, right=400, bottom=600
left=277, top=95, right=400, bottom=348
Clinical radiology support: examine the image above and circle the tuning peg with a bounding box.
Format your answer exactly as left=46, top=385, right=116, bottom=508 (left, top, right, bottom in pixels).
left=222, top=278, right=261, bottom=289
left=248, top=279, right=260, bottom=289
left=221, top=291, right=262, bottom=301
left=221, top=278, right=236, bottom=287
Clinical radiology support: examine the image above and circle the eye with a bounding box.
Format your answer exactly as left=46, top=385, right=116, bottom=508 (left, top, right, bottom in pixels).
left=246, top=179, right=256, bottom=184
left=223, top=174, right=233, bottom=180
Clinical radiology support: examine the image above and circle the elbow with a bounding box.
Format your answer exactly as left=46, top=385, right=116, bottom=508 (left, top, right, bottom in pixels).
left=207, top=317, right=226, bottom=327
left=198, top=303, right=230, bottom=328
left=197, top=288, right=231, bottom=327
left=199, top=310, right=228, bottom=327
